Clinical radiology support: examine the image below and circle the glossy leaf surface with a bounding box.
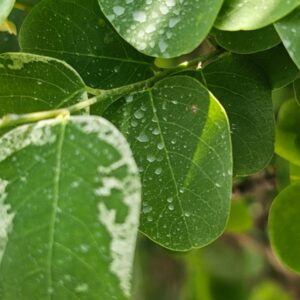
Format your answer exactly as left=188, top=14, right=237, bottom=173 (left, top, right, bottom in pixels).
left=19, top=0, right=153, bottom=89
left=105, top=76, right=232, bottom=251
left=98, top=0, right=223, bottom=58
left=215, top=0, right=300, bottom=31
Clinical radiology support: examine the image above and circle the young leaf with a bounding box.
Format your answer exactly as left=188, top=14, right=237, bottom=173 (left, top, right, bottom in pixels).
left=215, top=0, right=300, bottom=31
left=203, top=55, right=275, bottom=176
left=269, top=184, right=300, bottom=274
left=294, top=78, right=300, bottom=106
left=98, top=0, right=223, bottom=58
left=19, top=0, right=153, bottom=89
left=275, top=7, right=300, bottom=69
left=214, top=26, right=280, bottom=54
left=246, top=44, right=299, bottom=90
left=104, top=76, right=232, bottom=251
left=0, top=116, right=141, bottom=299
left=0, top=53, right=87, bottom=116
left=275, top=99, right=300, bottom=166
left=0, top=0, right=15, bottom=25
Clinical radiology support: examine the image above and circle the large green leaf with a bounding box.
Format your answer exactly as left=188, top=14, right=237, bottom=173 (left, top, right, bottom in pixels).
left=0, top=53, right=87, bottom=117
left=269, top=184, right=300, bottom=274
left=203, top=55, right=275, bottom=175
left=215, top=0, right=300, bottom=31
left=19, top=0, right=153, bottom=89
left=0, top=0, right=15, bottom=25
left=0, top=116, right=141, bottom=299
left=294, top=78, right=300, bottom=105
left=104, top=76, right=232, bottom=251
left=275, top=8, right=300, bottom=69
left=275, top=99, right=300, bottom=166
left=98, top=0, right=223, bottom=58
left=214, top=26, right=280, bottom=54
left=246, top=44, right=299, bottom=90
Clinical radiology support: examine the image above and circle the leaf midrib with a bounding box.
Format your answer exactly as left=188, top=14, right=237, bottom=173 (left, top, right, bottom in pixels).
left=46, top=121, right=66, bottom=299
left=148, top=90, right=193, bottom=248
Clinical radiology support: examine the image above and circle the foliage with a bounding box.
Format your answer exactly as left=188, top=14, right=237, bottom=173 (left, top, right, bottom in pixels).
left=0, top=0, right=300, bottom=299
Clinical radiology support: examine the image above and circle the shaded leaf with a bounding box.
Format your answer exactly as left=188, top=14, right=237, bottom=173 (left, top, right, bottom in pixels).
left=104, top=76, right=232, bottom=251
left=247, top=44, right=299, bottom=90
left=269, top=184, right=300, bottom=274
left=0, top=52, right=87, bottom=117
left=0, top=116, right=141, bottom=299
left=203, top=55, right=275, bottom=175
left=294, top=77, right=300, bottom=106
left=215, top=0, right=300, bottom=31
left=19, top=0, right=153, bottom=89
left=214, top=26, right=280, bottom=54
left=275, top=7, right=300, bottom=69
left=98, top=0, right=223, bottom=58
left=275, top=99, right=300, bottom=166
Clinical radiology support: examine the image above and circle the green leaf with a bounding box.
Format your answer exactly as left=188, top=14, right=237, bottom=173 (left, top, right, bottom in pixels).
left=104, top=76, right=232, bottom=251
left=250, top=281, right=293, bottom=300
left=98, top=0, right=223, bottom=58
left=0, top=53, right=87, bottom=117
left=269, top=184, right=300, bottom=274
left=294, top=78, right=300, bottom=106
left=275, top=99, right=300, bottom=166
left=214, top=26, right=280, bottom=54
left=19, top=0, right=153, bottom=89
left=203, top=55, right=275, bottom=175
left=290, top=163, right=300, bottom=183
left=0, top=0, right=15, bottom=25
left=247, top=44, right=299, bottom=90
left=215, top=0, right=300, bottom=31
left=275, top=8, right=300, bottom=69
left=0, top=116, right=141, bottom=299
left=226, top=199, right=252, bottom=233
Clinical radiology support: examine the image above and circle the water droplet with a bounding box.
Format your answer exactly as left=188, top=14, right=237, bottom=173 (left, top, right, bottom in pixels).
left=137, top=133, right=149, bottom=142
left=167, top=197, right=173, bottom=203
left=155, top=168, right=162, bottom=175
left=168, top=204, right=175, bottom=211
left=134, top=110, right=144, bottom=119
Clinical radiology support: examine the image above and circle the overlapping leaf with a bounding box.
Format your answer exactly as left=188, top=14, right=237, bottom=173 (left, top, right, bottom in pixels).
left=269, top=184, right=300, bottom=274
left=214, top=26, right=280, bottom=54
left=275, top=8, right=300, bottom=69
left=19, top=0, right=153, bottom=89
left=104, top=76, right=232, bottom=251
left=0, top=116, right=141, bottom=299
left=293, top=77, right=300, bottom=106
left=0, top=53, right=87, bottom=117
left=98, top=0, right=223, bottom=58
left=275, top=99, right=300, bottom=166
left=215, top=0, right=300, bottom=31
left=247, top=45, right=299, bottom=90
left=203, top=55, right=275, bottom=175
